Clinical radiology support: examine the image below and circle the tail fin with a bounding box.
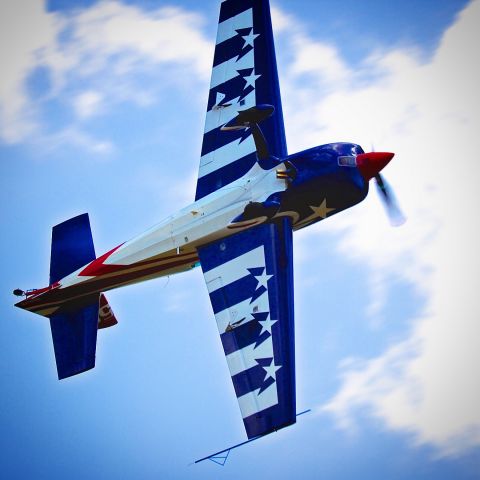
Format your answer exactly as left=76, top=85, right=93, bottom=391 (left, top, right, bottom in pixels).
left=48, top=214, right=100, bottom=379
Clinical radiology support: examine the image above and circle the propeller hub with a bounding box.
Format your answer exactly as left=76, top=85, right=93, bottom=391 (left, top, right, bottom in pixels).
left=357, top=152, right=394, bottom=181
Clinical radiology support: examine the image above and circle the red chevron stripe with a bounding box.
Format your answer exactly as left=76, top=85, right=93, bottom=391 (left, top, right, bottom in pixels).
left=79, top=244, right=124, bottom=276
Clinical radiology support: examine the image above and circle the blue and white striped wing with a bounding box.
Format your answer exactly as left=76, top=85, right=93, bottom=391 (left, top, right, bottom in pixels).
left=198, top=219, right=295, bottom=438
left=195, top=0, right=288, bottom=200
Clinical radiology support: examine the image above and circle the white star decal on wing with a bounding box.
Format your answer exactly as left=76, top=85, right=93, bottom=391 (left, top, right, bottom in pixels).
left=254, top=269, right=273, bottom=289
left=242, top=29, right=259, bottom=48
left=259, top=315, right=277, bottom=335
left=243, top=70, right=261, bottom=89
left=262, top=359, right=282, bottom=382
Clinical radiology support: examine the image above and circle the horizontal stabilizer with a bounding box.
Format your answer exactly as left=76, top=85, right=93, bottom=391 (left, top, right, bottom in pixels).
left=49, top=213, right=99, bottom=379
left=50, top=213, right=96, bottom=284
left=50, top=300, right=99, bottom=379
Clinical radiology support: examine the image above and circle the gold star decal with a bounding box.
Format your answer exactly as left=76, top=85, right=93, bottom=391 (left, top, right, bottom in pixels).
left=295, top=199, right=336, bottom=227
left=309, top=199, right=336, bottom=219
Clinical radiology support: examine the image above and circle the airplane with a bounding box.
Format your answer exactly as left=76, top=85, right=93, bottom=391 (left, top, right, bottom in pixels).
left=13, top=0, right=404, bottom=464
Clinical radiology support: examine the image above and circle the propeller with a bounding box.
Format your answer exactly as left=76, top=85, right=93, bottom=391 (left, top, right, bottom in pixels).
left=356, top=151, right=406, bottom=227
left=374, top=173, right=406, bottom=226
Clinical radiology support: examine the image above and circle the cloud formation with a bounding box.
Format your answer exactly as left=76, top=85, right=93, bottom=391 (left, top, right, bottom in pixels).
left=0, top=0, right=211, bottom=149
left=275, top=1, right=480, bottom=456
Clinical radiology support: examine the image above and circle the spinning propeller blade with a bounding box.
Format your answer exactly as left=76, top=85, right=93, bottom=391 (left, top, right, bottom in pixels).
left=374, top=173, right=406, bottom=226
left=356, top=151, right=406, bottom=226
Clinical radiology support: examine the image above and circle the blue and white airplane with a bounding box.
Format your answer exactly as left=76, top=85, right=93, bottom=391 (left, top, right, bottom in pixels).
left=14, top=0, right=404, bottom=461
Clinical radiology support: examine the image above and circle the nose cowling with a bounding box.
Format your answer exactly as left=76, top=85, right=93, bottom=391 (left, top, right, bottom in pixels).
left=356, top=152, right=394, bottom=181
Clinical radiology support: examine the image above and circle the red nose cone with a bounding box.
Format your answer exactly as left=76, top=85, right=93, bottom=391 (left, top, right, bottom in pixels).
left=357, top=152, right=395, bottom=180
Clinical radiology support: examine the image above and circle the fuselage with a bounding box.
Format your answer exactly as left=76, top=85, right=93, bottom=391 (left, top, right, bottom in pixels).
left=16, top=142, right=369, bottom=316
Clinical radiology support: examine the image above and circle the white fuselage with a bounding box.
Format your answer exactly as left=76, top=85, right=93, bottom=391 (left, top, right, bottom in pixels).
left=20, top=162, right=288, bottom=316
left=61, top=163, right=287, bottom=289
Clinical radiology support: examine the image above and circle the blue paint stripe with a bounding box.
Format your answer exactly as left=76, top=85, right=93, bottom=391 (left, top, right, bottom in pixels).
left=243, top=403, right=295, bottom=438
left=199, top=224, right=269, bottom=271
left=231, top=363, right=275, bottom=398
left=206, top=74, right=254, bottom=111
left=219, top=0, right=255, bottom=23
left=213, top=34, right=253, bottom=67
left=196, top=152, right=257, bottom=200
left=252, top=0, right=288, bottom=158
left=220, top=319, right=271, bottom=356
left=201, top=125, right=244, bottom=157
left=208, top=274, right=259, bottom=314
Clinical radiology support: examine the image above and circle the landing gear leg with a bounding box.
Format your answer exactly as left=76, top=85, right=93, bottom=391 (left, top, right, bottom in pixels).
left=221, top=104, right=282, bottom=169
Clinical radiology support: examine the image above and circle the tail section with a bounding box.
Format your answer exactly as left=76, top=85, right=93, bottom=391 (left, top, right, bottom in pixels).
left=49, top=301, right=99, bottom=379
left=50, top=213, right=96, bottom=285
left=48, top=213, right=116, bottom=379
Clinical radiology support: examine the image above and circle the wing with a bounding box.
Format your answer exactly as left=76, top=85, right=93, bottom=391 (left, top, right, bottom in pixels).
left=195, top=0, right=288, bottom=201
left=198, top=218, right=295, bottom=438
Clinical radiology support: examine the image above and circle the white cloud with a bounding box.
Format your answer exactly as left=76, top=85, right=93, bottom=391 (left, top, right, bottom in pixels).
left=33, top=127, right=115, bottom=156
left=277, top=0, right=480, bottom=456
left=0, top=0, right=60, bottom=142
left=73, top=91, right=104, bottom=119
left=67, top=2, right=211, bottom=76
left=0, top=0, right=211, bottom=150
left=273, top=5, right=349, bottom=88
left=289, top=39, right=350, bottom=87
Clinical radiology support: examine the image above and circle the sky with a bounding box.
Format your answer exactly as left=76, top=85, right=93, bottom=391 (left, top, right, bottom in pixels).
left=1, top=0, right=479, bottom=478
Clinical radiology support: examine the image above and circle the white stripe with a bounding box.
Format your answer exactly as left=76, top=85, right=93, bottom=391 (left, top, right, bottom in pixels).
left=204, top=90, right=256, bottom=134
left=204, top=245, right=265, bottom=288
left=210, top=49, right=254, bottom=90
left=216, top=9, right=253, bottom=45
left=214, top=290, right=269, bottom=333
left=204, top=96, right=240, bottom=134
left=226, top=334, right=274, bottom=377
left=199, top=135, right=256, bottom=178
left=237, top=382, right=278, bottom=418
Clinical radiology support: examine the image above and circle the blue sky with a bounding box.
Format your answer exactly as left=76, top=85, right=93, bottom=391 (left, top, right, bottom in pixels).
left=1, top=0, right=479, bottom=478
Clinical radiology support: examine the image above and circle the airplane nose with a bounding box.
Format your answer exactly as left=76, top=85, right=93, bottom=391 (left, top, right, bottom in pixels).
left=356, top=152, right=395, bottom=180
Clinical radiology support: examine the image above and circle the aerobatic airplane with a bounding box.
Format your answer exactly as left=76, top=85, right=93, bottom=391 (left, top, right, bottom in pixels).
left=14, top=0, right=404, bottom=462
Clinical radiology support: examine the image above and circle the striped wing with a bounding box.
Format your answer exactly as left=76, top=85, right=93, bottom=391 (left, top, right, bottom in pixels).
left=198, top=219, right=295, bottom=438
left=195, top=0, right=287, bottom=200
